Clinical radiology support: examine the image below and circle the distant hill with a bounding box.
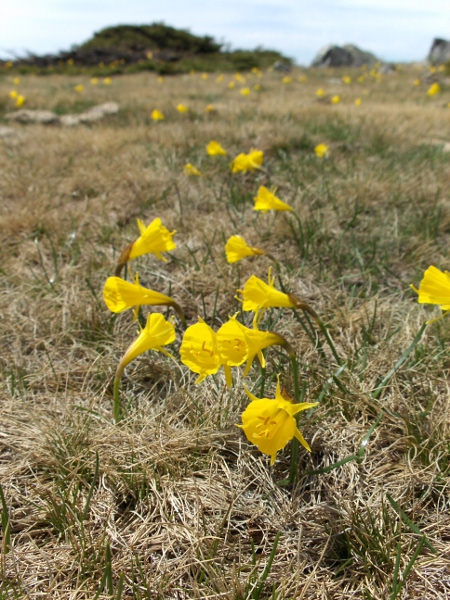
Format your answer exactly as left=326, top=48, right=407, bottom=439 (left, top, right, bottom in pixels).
left=6, top=23, right=292, bottom=74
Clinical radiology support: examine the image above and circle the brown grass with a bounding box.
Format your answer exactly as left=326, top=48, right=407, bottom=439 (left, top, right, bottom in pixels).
left=1, top=66, right=450, bottom=598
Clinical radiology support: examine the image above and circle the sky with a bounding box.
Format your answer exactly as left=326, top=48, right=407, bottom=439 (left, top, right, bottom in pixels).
left=1, top=0, right=450, bottom=64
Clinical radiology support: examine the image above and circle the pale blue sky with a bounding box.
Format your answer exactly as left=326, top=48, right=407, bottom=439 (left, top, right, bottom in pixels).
left=1, top=0, right=449, bottom=64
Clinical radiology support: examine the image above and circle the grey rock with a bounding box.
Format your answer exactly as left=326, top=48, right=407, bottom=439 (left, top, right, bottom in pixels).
left=273, top=61, right=292, bottom=73
left=0, top=126, right=17, bottom=138
left=78, top=102, right=119, bottom=123
left=428, top=38, right=450, bottom=65
left=60, top=114, right=81, bottom=127
left=312, top=43, right=378, bottom=68
left=4, top=110, right=60, bottom=124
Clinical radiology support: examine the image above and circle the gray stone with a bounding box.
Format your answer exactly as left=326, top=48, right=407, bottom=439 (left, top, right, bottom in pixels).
left=311, top=43, right=378, bottom=68
left=0, top=126, right=17, bottom=138
left=4, top=110, right=60, bottom=124
left=78, top=102, right=119, bottom=123
left=428, top=38, right=450, bottom=65
left=273, top=61, right=292, bottom=73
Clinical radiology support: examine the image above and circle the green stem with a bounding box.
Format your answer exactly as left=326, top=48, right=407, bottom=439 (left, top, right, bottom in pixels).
left=259, top=362, right=266, bottom=397
left=289, top=355, right=301, bottom=484
left=113, top=370, right=123, bottom=423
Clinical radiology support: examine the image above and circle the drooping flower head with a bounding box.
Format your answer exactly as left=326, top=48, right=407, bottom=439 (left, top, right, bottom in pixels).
left=180, top=318, right=222, bottom=383
left=411, top=265, right=450, bottom=323
left=253, top=186, right=293, bottom=213
left=206, top=140, right=227, bottom=156
left=225, top=236, right=265, bottom=264
left=183, top=163, right=201, bottom=176
left=237, top=378, right=318, bottom=465
left=231, top=149, right=264, bottom=174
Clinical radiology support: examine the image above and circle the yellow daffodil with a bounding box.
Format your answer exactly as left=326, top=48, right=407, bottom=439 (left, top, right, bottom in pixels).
left=15, top=95, right=25, bottom=107
left=177, top=103, right=188, bottom=113
left=314, top=143, right=329, bottom=158
left=237, top=378, right=318, bottom=465
left=180, top=318, right=222, bottom=383
left=157, top=76, right=164, bottom=84
left=282, top=76, right=292, bottom=84
left=427, top=83, right=440, bottom=96
left=151, top=109, right=165, bottom=121
left=237, top=269, right=296, bottom=316
left=205, top=104, right=215, bottom=112
left=240, top=87, right=251, bottom=96
left=207, top=140, right=227, bottom=156
left=13, top=77, right=20, bottom=85
left=357, top=75, right=365, bottom=83
left=90, top=77, right=99, bottom=85
left=116, top=313, right=175, bottom=373
left=146, top=51, right=153, bottom=60
left=103, top=276, right=180, bottom=314
left=253, top=186, right=293, bottom=213
left=354, top=98, right=362, bottom=106
left=74, top=84, right=84, bottom=93
left=201, top=73, right=209, bottom=80
left=9, top=90, right=18, bottom=99
left=216, top=318, right=249, bottom=386
left=342, top=76, right=351, bottom=84
left=254, top=84, right=261, bottom=91
left=429, top=66, right=437, bottom=74
left=228, top=81, right=236, bottom=89
left=225, top=236, right=265, bottom=263
left=184, top=163, right=201, bottom=176
left=216, top=74, right=224, bottom=83
left=413, top=79, right=420, bottom=86
left=230, top=149, right=264, bottom=173
left=411, top=266, right=450, bottom=322
left=316, top=88, right=325, bottom=97
left=331, top=95, right=340, bottom=104
left=298, top=75, right=308, bottom=82
left=235, top=73, right=246, bottom=83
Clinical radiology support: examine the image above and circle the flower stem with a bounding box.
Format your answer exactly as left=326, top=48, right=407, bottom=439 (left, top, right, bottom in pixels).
left=289, top=354, right=306, bottom=484
left=113, top=367, right=124, bottom=423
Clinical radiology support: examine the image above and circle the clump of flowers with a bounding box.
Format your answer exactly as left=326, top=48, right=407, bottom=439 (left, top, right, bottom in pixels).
left=151, top=109, right=165, bottom=121
left=207, top=141, right=227, bottom=156
left=231, top=149, right=264, bottom=173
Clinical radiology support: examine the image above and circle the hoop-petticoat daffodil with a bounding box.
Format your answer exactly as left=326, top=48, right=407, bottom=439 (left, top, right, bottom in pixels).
left=411, top=265, right=450, bottom=323
left=225, top=235, right=265, bottom=263
left=237, top=378, right=318, bottom=465
left=314, top=143, right=329, bottom=158
left=184, top=163, right=201, bottom=176
left=206, top=140, right=227, bottom=156
left=427, top=83, right=440, bottom=97
left=115, top=218, right=176, bottom=274
left=103, top=276, right=184, bottom=323
left=177, top=104, right=189, bottom=113
left=237, top=268, right=316, bottom=322
left=180, top=318, right=222, bottom=383
left=253, top=186, right=293, bottom=213
left=231, top=149, right=264, bottom=173
left=151, top=109, right=165, bottom=121
left=331, top=95, right=340, bottom=104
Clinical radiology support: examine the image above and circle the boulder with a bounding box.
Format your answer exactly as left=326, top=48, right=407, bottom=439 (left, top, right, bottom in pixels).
left=4, top=103, right=119, bottom=127
left=428, top=38, right=450, bottom=65
left=311, top=43, right=378, bottom=68
left=4, top=110, right=59, bottom=124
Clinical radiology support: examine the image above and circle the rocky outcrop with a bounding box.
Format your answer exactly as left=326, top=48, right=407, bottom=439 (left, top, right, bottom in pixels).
left=5, top=102, right=119, bottom=126
left=311, top=44, right=378, bottom=68
left=428, top=38, right=450, bottom=65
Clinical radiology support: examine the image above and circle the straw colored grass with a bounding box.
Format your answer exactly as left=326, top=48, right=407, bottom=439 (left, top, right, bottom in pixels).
left=1, top=66, right=450, bottom=598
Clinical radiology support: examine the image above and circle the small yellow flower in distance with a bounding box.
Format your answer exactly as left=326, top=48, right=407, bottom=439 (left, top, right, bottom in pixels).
left=151, top=109, right=165, bottom=121
left=230, top=149, right=264, bottom=173
left=90, top=77, right=98, bottom=85
left=331, top=95, right=340, bottom=104
left=228, top=81, right=236, bottom=89
left=413, top=79, right=420, bottom=86
left=13, top=77, right=20, bottom=85
left=207, top=140, right=227, bottom=156
left=411, top=266, right=450, bottom=322
left=146, top=51, right=153, bottom=60
left=282, top=76, right=293, bottom=84
left=314, top=143, right=330, bottom=158
left=180, top=318, right=222, bottom=383
left=298, top=75, right=308, bottom=82
left=254, top=84, right=261, bottom=91
left=201, top=73, right=209, bottom=80
left=67, top=58, right=74, bottom=66
left=240, top=87, right=251, bottom=96
left=216, top=74, right=224, bottom=83
left=225, top=235, right=265, bottom=263
left=103, top=276, right=178, bottom=313
left=237, top=269, right=296, bottom=315
left=205, top=104, right=215, bottom=112
left=184, top=163, right=201, bottom=176
left=15, top=95, right=25, bottom=107
left=128, top=218, right=176, bottom=261
left=253, top=186, right=293, bottom=213
left=177, top=103, right=188, bottom=113
left=438, top=64, right=446, bottom=72
left=429, top=66, right=437, bottom=74
left=74, top=84, right=84, bottom=93
left=357, top=75, right=365, bottom=83
left=9, top=90, right=18, bottom=99
left=354, top=98, right=362, bottom=106
left=115, top=313, right=175, bottom=380
left=5, top=61, right=13, bottom=68
left=427, top=83, right=440, bottom=96
left=316, top=88, right=325, bottom=97
left=157, top=76, right=164, bottom=84
left=235, top=73, right=246, bottom=83
left=342, top=75, right=351, bottom=84
left=251, top=66, right=261, bottom=74
left=103, top=77, right=112, bottom=85
left=237, top=378, right=318, bottom=465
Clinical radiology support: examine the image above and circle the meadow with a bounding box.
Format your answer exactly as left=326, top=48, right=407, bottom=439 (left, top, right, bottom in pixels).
left=0, top=64, right=450, bottom=598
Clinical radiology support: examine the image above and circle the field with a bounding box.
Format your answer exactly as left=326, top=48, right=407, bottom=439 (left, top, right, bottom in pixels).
left=1, top=65, right=450, bottom=598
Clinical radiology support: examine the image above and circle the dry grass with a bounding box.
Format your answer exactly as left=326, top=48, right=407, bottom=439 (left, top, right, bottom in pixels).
left=1, top=66, right=450, bottom=599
